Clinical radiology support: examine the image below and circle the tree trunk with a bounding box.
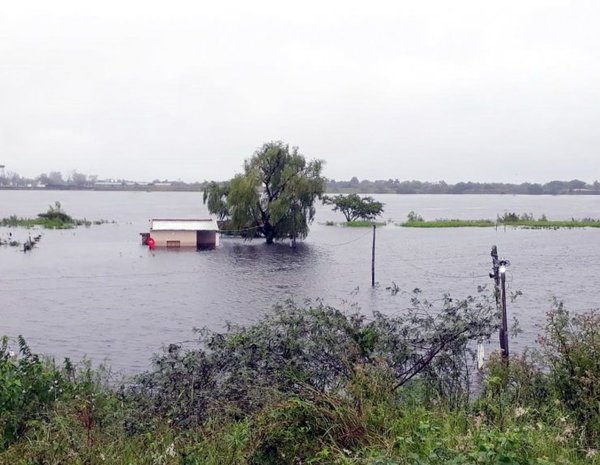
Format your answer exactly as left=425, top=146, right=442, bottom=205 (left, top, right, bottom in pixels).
left=264, top=223, right=275, bottom=244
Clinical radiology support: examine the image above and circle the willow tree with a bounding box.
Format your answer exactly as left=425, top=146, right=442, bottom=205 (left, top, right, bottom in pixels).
left=206, top=141, right=325, bottom=244
left=202, top=181, right=230, bottom=220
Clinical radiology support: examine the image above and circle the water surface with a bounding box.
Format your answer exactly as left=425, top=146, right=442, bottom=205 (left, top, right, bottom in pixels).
left=1, top=191, right=598, bottom=372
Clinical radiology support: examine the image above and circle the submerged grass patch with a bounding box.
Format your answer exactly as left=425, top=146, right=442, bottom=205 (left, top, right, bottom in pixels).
left=344, top=220, right=386, bottom=227
left=399, top=211, right=600, bottom=229
left=323, top=220, right=386, bottom=227
left=0, top=215, right=110, bottom=229
left=0, top=202, right=111, bottom=230
left=497, top=212, right=600, bottom=228
left=1, top=215, right=74, bottom=229
left=401, top=219, right=495, bottom=228
left=501, top=219, right=600, bottom=229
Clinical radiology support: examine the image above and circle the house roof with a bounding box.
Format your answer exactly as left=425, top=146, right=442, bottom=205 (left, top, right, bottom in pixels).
left=150, top=219, right=220, bottom=231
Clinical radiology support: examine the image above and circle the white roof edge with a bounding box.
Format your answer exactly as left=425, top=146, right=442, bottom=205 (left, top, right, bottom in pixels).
left=150, top=218, right=220, bottom=231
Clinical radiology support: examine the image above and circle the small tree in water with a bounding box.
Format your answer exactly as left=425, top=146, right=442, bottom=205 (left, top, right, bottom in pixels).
left=37, top=201, right=73, bottom=223
left=323, top=193, right=384, bottom=222
left=205, top=141, right=325, bottom=244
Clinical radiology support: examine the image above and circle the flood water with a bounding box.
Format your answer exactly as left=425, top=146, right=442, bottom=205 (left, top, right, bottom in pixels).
left=1, top=191, right=599, bottom=373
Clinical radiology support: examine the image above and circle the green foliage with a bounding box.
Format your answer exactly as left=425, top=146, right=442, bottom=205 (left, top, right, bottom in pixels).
left=323, top=194, right=385, bottom=222
left=1, top=302, right=599, bottom=464
left=497, top=212, right=600, bottom=228
left=37, top=201, right=73, bottom=223
left=498, top=212, right=532, bottom=223
left=345, top=221, right=386, bottom=227
left=406, top=211, right=424, bottom=222
left=202, top=181, right=230, bottom=220
left=1, top=214, right=76, bottom=229
left=128, top=292, right=498, bottom=430
left=0, top=215, right=21, bottom=227
left=0, top=360, right=139, bottom=464
left=400, top=211, right=600, bottom=228
left=246, top=371, right=396, bottom=465
left=476, top=352, right=549, bottom=429
left=0, top=336, right=65, bottom=448
left=538, top=301, right=600, bottom=445
left=205, top=141, right=326, bottom=243
left=401, top=219, right=495, bottom=228
left=476, top=301, right=600, bottom=448
left=0, top=202, right=109, bottom=229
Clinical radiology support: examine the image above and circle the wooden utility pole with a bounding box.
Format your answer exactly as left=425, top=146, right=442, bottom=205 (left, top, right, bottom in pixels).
left=490, top=245, right=510, bottom=362
left=371, top=224, right=376, bottom=287
left=500, top=266, right=509, bottom=360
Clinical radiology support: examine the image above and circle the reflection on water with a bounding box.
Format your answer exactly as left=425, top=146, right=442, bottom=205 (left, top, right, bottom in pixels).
left=1, top=191, right=599, bottom=373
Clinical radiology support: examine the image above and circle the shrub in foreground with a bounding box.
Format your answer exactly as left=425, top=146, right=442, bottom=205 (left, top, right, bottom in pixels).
left=0, top=299, right=599, bottom=464
left=130, top=292, right=498, bottom=427
left=0, top=336, right=66, bottom=448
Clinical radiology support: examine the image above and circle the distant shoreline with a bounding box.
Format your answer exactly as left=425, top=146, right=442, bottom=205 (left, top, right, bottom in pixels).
left=0, top=186, right=201, bottom=192
left=1, top=186, right=600, bottom=195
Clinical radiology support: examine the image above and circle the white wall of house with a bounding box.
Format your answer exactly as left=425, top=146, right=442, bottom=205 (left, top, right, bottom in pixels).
left=151, top=230, right=196, bottom=247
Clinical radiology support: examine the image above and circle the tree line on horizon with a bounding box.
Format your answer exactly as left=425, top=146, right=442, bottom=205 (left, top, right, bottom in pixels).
left=0, top=170, right=202, bottom=191
left=326, top=177, right=600, bottom=195
left=1, top=168, right=599, bottom=195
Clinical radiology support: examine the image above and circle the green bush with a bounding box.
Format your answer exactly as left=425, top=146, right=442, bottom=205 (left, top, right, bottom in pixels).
left=476, top=351, right=549, bottom=429
left=406, top=211, right=424, bottom=222
left=1, top=300, right=599, bottom=464
left=36, top=201, right=73, bottom=224
left=538, top=302, right=600, bottom=445
left=0, top=336, right=65, bottom=448
left=129, top=294, right=498, bottom=427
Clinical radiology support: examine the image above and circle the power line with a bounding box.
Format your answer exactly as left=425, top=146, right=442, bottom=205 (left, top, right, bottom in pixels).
left=400, top=260, right=490, bottom=280
left=315, top=229, right=374, bottom=247
left=216, top=225, right=262, bottom=234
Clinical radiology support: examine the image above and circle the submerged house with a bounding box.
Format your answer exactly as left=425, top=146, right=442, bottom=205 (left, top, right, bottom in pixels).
left=149, top=219, right=220, bottom=248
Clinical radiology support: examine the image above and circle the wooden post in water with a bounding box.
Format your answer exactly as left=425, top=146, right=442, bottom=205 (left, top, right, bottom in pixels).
left=371, top=224, right=376, bottom=287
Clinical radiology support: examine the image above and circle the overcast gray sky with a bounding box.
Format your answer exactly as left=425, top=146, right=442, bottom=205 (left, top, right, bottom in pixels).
left=1, top=0, right=599, bottom=183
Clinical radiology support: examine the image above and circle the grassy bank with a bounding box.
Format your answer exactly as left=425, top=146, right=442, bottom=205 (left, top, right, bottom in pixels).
left=1, top=297, right=599, bottom=464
